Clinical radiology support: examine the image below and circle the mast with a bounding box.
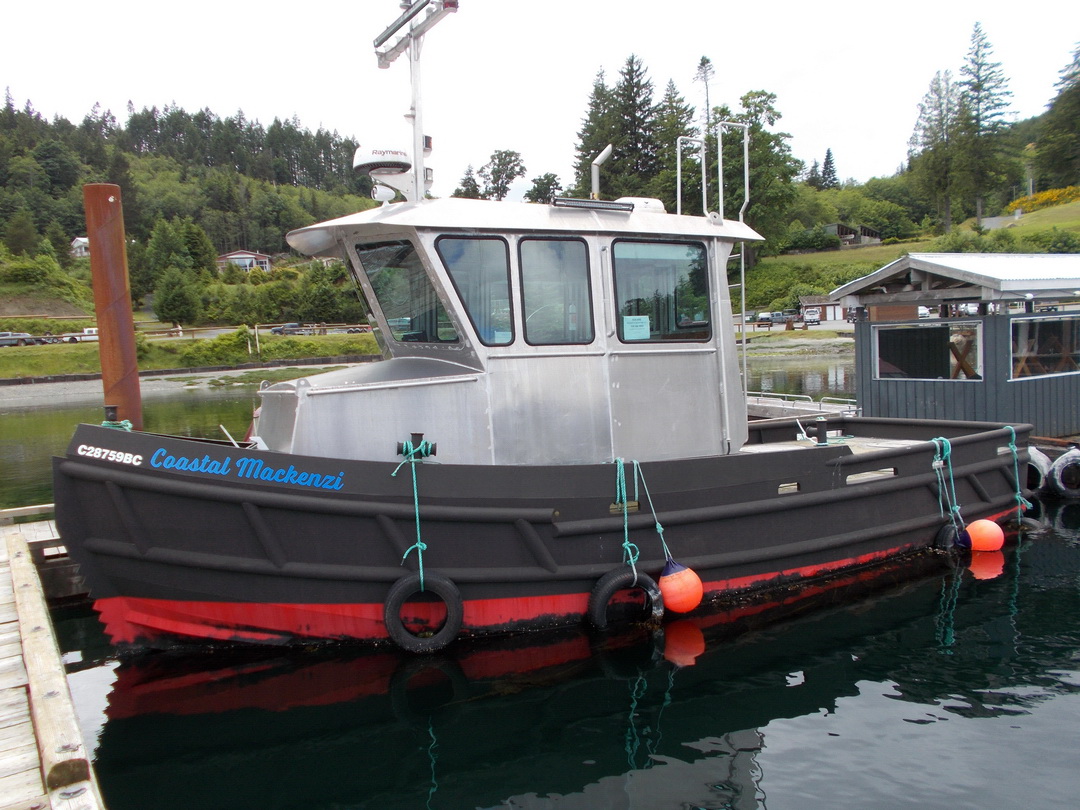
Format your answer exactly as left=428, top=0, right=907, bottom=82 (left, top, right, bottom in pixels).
left=374, top=0, right=458, bottom=202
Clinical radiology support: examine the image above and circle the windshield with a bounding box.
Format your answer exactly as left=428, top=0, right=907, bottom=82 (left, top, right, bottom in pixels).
left=354, top=240, right=459, bottom=343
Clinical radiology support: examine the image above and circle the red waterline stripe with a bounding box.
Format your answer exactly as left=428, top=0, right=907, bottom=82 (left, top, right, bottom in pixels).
left=94, top=542, right=918, bottom=645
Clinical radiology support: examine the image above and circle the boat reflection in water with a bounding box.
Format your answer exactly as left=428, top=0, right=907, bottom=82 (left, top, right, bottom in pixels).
left=72, top=503, right=1080, bottom=810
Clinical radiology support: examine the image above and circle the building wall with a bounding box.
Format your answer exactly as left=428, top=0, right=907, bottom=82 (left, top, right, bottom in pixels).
left=856, top=315, right=1080, bottom=437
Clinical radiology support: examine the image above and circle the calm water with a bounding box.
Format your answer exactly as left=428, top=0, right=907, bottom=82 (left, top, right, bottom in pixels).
left=6, top=359, right=1080, bottom=808
left=56, top=518, right=1080, bottom=810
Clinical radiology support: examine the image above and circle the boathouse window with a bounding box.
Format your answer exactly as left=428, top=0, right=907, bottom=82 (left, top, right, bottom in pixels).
left=611, top=241, right=710, bottom=342
left=873, top=322, right=982, bottom=380
left=1012, top=315, right=1080, bottom=378
left=436, top=237, right=514, bottom=346
left=519, top=238, right=594, bottom=345
left=355, top=240, right=459, bottom=343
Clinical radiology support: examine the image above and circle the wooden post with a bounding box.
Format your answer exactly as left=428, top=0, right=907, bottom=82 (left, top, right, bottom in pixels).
left=6, top=531, right=92, bottom=791
left=83, top=183, right=143, bottom=430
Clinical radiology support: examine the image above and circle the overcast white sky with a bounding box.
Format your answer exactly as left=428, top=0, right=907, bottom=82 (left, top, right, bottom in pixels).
left=3, top=1, right=1076, bottom=201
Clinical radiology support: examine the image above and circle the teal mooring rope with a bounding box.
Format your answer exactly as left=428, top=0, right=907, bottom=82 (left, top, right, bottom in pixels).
left=392, top=438, right=435, bottom=590
left=1005, top=426, right=1033, bottom=517
left=931, top=437, right=965, bottom=537
left=613, top=459, right=673, bottom=583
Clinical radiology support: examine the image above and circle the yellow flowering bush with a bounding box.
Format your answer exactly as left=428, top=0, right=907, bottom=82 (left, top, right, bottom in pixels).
left=1005, top=186, right=1080, bottom=214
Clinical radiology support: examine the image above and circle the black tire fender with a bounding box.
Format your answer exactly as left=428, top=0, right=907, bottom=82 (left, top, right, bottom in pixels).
left=1048, top=450, right=1080, bottom=499
left=587, top=568, right=664, bottom=630
left=383, top=573, right=463, bottom=654
left=934, top=522, right=963, bottom=549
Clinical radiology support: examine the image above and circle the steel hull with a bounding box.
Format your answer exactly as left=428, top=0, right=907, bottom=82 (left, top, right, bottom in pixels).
left=53, top=417, right=1031, bottom=649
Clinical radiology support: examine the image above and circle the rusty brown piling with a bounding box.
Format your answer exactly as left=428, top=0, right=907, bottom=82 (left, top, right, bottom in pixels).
left=83, top=183, right=143, bottom=430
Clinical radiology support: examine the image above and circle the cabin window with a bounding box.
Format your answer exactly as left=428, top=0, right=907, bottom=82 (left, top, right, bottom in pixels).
left=873, top=322, right=982, bottom=380
left=436, top=237, right=513, bottom=346
left=355, top=240, right=459, bottom=343
left=519, top=238, right=594, bottom=345
left=611, top=241, right=710, bottom=342
left=1012, top=315, right=1080, bottom=378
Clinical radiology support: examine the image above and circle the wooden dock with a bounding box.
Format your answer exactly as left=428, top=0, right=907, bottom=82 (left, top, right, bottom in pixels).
left=1, top=508, right=104, bottom=810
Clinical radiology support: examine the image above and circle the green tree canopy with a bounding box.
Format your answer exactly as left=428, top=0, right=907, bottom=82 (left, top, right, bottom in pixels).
left=479, top=150, right=526, bottom=201
left=153, top=267, right=202, bottom=325
left=956, top=23, right=1013, bottom=225
left=523, top=172, right=563, bottom=204
left=1036, top=44, right=1080, bottom=188
left=452, top=166, right=483, bottom=199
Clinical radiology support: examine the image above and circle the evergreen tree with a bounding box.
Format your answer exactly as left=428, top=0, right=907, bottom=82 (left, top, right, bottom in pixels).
left=649, top=79, right=698, bottom=213
left=1036, top=44, right=1080, bottom=188
left=608, top=55, right=660, bottom=198
left=153, top=267, right=202, bottom=325
left=820, top=148, right=839, bottom=189
left=179, top=217, right=219, bottom=280
left=805, top=160, right=822, bottom=189
left=694, top=56, right=715, bottom=138
left=957, top=23, right=1012, bottom=225
left=3, top=209, right=38, bottom=255
left=572, top=70, right=618, bottom=196
left=452, top=166, right=483, bottom=199
left=909, top=70, right=962, bottom=232
left=43, top=219, right=71, bottom=268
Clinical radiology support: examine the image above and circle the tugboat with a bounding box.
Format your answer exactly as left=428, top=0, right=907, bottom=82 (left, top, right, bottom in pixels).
left=53, top=1, right=1033, bottom=652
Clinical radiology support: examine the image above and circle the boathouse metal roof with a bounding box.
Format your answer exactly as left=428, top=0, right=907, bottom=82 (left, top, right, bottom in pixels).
left=287, top=196, right=764, bottom=257
left=830, top=253, right=1080, bottom=306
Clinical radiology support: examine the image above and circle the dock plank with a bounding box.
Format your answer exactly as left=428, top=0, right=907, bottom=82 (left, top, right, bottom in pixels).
left=0, top=520, right=105, bottom=809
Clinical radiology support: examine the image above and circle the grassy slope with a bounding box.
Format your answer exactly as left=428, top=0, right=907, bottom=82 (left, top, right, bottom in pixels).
left=0, top=333, right=380, bottom=380
left=980, top=199, right=1080, bottom=234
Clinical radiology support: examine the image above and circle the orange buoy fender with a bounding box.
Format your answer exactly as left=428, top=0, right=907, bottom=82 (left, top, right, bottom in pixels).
left=968, top=551, right=1006, bottom=580
left=658, top=559, right=703, bottom=614
left=663, top=620, right=706, bottom=667
left=964, top=519, right=1005, bottom=552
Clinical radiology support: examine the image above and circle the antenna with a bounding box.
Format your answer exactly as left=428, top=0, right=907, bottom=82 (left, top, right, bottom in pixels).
left=370, top=0, right=458, bottom=202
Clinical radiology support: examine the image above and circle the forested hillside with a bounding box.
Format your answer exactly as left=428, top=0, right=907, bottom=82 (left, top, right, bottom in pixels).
left=1, top=23, right=1077, bottom=324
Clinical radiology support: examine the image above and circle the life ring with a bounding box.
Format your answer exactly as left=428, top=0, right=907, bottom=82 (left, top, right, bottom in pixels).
left=383, top=573, right=464, bottom=654
left=587, top=568, right=664, bottom=630
left=1048, top=448, right=1080, bottom=499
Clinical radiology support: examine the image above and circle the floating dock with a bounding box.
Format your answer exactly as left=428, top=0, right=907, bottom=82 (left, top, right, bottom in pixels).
left=0, top=508, right=104, bottom=810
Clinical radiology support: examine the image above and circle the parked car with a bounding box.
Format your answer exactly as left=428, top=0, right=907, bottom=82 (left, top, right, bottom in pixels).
left=756, top=312, right=774, bottom=324
left=386, top=317, right=412, bottom=330
left=803, top=307, right=821, bottom=325
left=918, top=306, right=931, bottom=319
left=271, top=323, right=311, bottom=335
left=0, top=331, right=40, bottom=346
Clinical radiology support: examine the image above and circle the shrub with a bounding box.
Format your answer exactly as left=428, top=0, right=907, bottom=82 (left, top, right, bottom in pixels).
left=1005, top=186, right=1080, bottom=214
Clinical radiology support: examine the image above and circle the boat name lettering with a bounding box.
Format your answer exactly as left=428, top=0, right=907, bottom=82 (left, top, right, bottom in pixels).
left=150, top=448, right=232, bottom=476
left=146, top=448, right=345, bottom=489
left=234, top=457, right=345, bottom=490
left=77, top=444, right=143, bottom=466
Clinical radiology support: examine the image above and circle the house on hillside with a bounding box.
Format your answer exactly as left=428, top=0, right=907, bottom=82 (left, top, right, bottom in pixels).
left=217, top=250, right=272, bottom=273
left=70, top=237, right=90, bottom=258
left=831, top=252, right=1080, bottom=437
left=824, top=223, right=881, bottom=246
